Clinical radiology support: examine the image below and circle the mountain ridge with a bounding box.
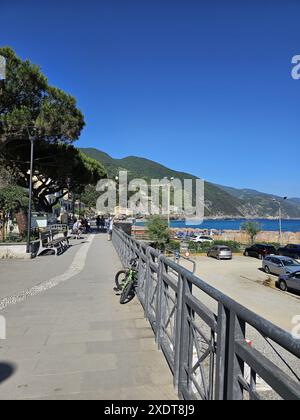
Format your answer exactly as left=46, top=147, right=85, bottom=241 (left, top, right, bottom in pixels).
left=80, top=148, right=300, bottom=219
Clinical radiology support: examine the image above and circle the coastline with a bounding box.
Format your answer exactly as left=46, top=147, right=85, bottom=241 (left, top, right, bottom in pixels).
left=135, top=218, right=300, bottom=233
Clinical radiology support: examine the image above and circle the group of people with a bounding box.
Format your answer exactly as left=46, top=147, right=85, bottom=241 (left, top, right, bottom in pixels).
left=95, top=215, right=106, bottom=232
left=72, top=218, right=90, bottom=239
left=72, top=215, right=115, bottom=240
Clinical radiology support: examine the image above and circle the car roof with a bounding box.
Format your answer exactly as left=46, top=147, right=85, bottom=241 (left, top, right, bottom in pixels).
left=266, top=255, right=298, bottom=261
left=254, top=243, right=275, bottom=247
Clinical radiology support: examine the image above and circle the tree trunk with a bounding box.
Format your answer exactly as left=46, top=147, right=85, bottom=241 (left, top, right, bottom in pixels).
left=15, top=208, right=28, bottom=237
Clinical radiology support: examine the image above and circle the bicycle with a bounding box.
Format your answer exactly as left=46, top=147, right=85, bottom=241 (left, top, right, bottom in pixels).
left=114, top=258, right=139, bottom=304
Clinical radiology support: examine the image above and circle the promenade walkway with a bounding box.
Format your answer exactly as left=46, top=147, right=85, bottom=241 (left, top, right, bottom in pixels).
left=0, top=233, right=177, bottom=400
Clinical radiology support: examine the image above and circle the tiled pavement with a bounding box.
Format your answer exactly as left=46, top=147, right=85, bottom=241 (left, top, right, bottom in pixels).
left=0, top=233, right=177, bottom=400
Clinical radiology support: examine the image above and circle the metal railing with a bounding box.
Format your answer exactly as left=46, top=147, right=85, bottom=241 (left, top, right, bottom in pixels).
left=112, top=227, right=300, bottom=400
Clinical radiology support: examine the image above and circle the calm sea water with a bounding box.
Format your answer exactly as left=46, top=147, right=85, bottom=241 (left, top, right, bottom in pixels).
left=135, top=219, right=300, bottom=232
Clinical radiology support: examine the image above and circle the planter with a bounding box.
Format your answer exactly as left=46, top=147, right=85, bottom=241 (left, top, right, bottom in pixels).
left=0, top=243, right=32, bottom=260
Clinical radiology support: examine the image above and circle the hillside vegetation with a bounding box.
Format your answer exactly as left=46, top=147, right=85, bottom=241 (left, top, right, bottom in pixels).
left=80, top=148, right=300, bottom=219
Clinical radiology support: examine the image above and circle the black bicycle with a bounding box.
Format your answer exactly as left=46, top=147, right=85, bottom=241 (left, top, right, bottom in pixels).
left=114, top=258, right=139, bottom=304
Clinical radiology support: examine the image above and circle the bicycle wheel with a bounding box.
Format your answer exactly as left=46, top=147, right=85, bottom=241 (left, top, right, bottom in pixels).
left=120, top=281, right=136, bottom=304
left=115, top=270, right=128, bottom=290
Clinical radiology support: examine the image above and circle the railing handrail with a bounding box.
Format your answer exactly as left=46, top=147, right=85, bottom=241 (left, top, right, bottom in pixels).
left=158, top=253, right=300, bottom=358
left=112, top=226, right=300, bottom=400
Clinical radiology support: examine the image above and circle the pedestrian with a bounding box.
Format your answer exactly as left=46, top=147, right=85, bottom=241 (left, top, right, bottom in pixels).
left=100, top=215, right=105, bottom=231
left=73, top=219, right=82, bottom=240
left=107, top=216, right=115, bottom=241
left=96, top=215, right=101, bottom=232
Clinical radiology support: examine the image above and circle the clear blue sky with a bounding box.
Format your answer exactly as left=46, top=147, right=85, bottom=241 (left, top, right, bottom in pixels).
left=1, top=0, right=300, bottom=197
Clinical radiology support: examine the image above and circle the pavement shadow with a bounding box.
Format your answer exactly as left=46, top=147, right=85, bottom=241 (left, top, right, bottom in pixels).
left=0, top=362, right=16, bottom=384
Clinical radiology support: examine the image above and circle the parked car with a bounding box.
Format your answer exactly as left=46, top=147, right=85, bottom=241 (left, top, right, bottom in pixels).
left=244, top=244, right=277, bottom=260
left=207, top=245, right=232, bottom=260
left=277, top=244, right=300, bottom=260
left=277, top=271, right=300, bottom=292
left=263, top=255, right=300, bottom=276
left=191, top=235, right=213, bottom=244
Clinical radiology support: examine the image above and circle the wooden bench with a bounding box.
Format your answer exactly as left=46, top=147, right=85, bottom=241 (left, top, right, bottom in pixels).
left=37, top=224, right=70, bottom=256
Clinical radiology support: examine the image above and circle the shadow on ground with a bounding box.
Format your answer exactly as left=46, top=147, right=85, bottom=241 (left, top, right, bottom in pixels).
left=0, top=362, right=16, bottom=384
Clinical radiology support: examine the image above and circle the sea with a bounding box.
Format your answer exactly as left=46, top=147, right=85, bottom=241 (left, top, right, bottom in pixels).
left=135, top=219, right=300, bottom=232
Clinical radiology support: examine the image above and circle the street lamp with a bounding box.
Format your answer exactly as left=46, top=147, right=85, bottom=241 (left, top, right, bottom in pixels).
left=66, top=177, right=72, bottom=220
left=272, top=197, right=287, bottom=245
left=26, top=128, right=37, bottom=254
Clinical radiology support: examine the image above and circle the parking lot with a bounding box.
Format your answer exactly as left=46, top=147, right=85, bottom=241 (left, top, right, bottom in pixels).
left=180, top=255, right=300, bottom=333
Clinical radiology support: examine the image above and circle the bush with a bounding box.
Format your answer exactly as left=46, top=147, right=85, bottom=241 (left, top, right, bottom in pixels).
left=146, top=216, right=171, bottom=251
left=187, top=240, right=242, bottom=254
left=213, top=240, right=242, bottom=253
left=168, top=240, right=180, bottom=252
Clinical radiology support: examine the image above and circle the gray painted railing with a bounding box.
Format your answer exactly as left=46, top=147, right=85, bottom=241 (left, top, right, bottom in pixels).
left=112, top=227, right=300, bottom=400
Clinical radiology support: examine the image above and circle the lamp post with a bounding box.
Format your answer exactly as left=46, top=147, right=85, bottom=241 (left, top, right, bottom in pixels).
left=26, top=129, right=36, bottom=254
left=66, top=177, right=72, bottom=222
left=273, top=197, right=287, bottom=245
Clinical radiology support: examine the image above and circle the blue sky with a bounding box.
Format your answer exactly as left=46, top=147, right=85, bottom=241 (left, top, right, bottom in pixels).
left=1, top=0, right=300, bottom=197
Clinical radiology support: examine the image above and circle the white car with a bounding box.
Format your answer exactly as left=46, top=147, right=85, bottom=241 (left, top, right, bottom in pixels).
left=191, top=235, right=214, bottom=244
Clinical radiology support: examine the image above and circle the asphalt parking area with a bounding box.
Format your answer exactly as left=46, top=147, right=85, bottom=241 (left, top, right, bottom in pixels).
left=180, top=255, right=300, bottom=332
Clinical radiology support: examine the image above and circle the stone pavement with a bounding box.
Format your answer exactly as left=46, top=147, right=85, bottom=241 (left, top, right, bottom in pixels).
left=0, top=233, right=177, bottom=400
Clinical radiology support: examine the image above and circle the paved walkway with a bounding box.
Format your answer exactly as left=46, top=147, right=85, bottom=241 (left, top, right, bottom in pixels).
left=0, top=233, right=177, bottom=400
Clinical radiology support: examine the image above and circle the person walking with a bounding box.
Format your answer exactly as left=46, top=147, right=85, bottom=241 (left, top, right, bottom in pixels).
left=107, top=216, right=115, bottom=241
left=100, top=215, right=105, bottom=231
left=96, top=215, right=101, bottom=232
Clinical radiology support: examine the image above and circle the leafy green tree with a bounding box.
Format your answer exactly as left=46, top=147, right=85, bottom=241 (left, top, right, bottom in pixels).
left=80, top=184, right=100, bottom=211
left=241, top=221, right=261, bottom=244
left=0, top=48, right=106, bottom=212
left=146, top=215, right=171, bottom=251
left=0, top=47, right=84, bottom=144
left=0, top=185, right=28, bottom=240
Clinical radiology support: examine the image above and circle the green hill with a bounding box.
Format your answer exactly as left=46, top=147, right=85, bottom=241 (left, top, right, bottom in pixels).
left=81, top=148, right=300, bottom=219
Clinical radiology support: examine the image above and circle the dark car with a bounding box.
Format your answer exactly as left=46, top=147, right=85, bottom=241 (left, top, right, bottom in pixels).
left=244, top=243, right=277, bottom=260
left=277, top=244, right=300, bottom=260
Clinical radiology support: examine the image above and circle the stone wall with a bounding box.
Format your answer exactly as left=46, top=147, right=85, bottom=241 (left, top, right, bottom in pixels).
left=213, top=230, right=300, bottom=244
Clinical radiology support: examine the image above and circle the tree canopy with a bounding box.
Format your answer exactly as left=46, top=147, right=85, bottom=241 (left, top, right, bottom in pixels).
left=241, top=221, right=261, bottom=244
left=0, top=47, right=84, bottom=144
left=146, top=215, right=171, bottom=251
left=0, top=47, right=106, bottom=213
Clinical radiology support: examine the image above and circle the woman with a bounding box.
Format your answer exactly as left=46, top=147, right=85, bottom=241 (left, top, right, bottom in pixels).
left=107, top=216, right=115, bottom=241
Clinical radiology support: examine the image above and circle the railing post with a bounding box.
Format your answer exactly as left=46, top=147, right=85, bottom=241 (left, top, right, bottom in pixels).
left=173, top=272, right=184, bottom=390
left=215, top=302, right=230, bottom=400
left=178, top=275, right=193, bottom=399
left=155, top=256, right=165, bottom=348
left=144, top=248, right=152, bottom=321
left=226, top=311, right=246, bottom=400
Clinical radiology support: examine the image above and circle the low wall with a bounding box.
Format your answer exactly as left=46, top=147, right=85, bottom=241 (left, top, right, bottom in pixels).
left=132, top=225, right=300, bottom=244
left=0, top=243, right=31, bottom=260
left=213, top=230, right=300, bottom=244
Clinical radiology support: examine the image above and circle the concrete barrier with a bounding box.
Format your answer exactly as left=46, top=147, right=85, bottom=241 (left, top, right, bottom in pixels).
left=0, top=243, right=31, bottom=260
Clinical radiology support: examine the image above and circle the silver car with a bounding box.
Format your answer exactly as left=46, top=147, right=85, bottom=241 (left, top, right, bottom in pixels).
left=263, top=255, right=300, bottom=276
left=278, top=271, right=300, bottom=292
left=207, top=245, right=232, bottom=260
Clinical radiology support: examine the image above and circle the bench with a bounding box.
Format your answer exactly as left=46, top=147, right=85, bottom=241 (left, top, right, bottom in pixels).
left=37, top=225, right=70, bottom=256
